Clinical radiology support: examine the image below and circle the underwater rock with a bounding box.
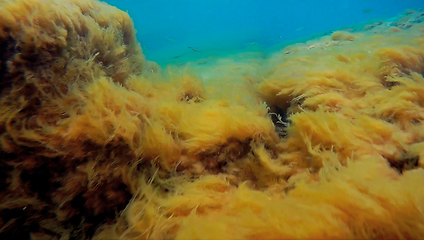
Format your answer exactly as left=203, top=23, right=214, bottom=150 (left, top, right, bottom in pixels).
left=0, top=0, right=144, bottom=238
left=330, top=31, right=355, bottom=41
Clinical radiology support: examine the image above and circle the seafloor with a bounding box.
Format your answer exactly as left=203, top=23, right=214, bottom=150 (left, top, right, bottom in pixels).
left=1, top=0, right=424, bottom=239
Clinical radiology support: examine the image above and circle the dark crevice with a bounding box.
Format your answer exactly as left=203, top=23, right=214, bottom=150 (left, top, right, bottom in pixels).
left=0, top=34, right=17, bottom=94
left=386, top=155, right=419, bottom=173
left=268, top=104, right=290, bottom=138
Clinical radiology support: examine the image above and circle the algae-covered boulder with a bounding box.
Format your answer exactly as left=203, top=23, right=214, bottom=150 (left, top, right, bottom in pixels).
left=0, top=0, right=144, bottom=238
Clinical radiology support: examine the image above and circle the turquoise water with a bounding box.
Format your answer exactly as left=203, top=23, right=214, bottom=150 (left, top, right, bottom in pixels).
left=105, top=0, right=423, bottom=66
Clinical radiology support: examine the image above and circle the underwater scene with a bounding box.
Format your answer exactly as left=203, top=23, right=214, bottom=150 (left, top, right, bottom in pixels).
left=1, top=0, right=424, bottom=239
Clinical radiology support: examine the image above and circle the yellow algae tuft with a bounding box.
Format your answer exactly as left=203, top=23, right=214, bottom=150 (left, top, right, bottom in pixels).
left=108, top=155, right=424, bottom=240
left=390, top=26, right=403, bottom=32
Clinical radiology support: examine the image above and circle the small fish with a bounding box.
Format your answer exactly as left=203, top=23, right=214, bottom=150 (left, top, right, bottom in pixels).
left=362, top=8, right=373, bottom=14
left=295, top=27, right=304, bottom=32
left=188, top=47, right=200, bottom=52
left=166, top=37, right=176, bottom=41
left=173, top=55, right=183, bottom=59
left=270, top=35, right=282, bottom=40
left=245, top=42, right=257, bottom=46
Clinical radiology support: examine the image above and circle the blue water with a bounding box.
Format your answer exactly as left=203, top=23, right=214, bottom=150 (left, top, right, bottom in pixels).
left=105, top=0, right=423, bottom=66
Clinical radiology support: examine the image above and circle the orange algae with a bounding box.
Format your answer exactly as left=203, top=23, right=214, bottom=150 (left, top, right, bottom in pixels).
left=1, top=0, right=424, bottom=239
left=101, top=19, right=424, bottom=240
